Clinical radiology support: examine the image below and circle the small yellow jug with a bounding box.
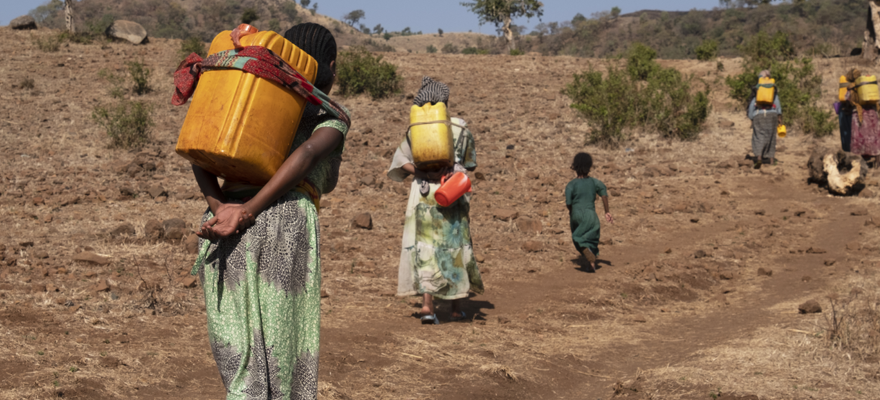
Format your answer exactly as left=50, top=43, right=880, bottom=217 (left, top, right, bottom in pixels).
left=777, top=124, right=787, bottom=138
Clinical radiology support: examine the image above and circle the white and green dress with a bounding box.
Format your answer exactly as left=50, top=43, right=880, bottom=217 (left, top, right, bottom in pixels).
left=388, top=117, right=484, bottom=300
left=191, top=103, right=349, bottom=400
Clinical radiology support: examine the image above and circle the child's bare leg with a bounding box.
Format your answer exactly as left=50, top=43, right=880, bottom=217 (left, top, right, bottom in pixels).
left=582, top=249, right=596, bottom=271
left=420, top=293, right=434, bottom=315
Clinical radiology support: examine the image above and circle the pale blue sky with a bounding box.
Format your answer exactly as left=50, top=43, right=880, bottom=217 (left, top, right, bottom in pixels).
left=2, top=0, right=726, bottom=32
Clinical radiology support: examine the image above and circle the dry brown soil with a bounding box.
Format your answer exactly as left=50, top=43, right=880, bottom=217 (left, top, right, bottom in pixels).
left=2, top=27, right=880, bottom=399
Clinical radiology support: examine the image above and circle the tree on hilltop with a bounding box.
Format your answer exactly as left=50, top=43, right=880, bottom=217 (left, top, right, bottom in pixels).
left=300, top=0, right=310, bottom=8
left=343, top=9, right=365, bottom=26
left=460, top=0, right=543, bottom=51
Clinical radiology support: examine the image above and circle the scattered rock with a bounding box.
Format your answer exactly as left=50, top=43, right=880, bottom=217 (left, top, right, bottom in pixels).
left=515, top=218, right=542, bottom=233
left=525, top=171, right=540, bottom=180
left=860, top=188, right=875, bottom=198
left=493, top=209, right=519, bottom=221
left=42, top=214, right=53, bottom=223
left=474, top=172, right=486, bottom=180
left=163, top=218, right=186, bottom=242
left=798, top=300, right=822, bottom=314
left=757, top=268, right=773, bottom=277
left=693, top=250, right=709, bottom=259
left=105, top=20, right=148, bottom=44
left=33, top=250, right=49, bottom=259
left=352, top=213, right=373, bottom=230
left=802, top=276, right=812, bottom=282
left=147, top=185, right=166, bottom=199
left=475, top=254, right=485, bottom=263
left=806, top=247, right=827, bottom=254
left=109, top=223, right=136, bottom=238
left=92, top=279, right=111, bottom=293
left=846, top=242, right=861, bottom=251
left=632, top=315, right=647, bottom=323
left=31, top=284, right=46, bottom=293
left=754, top=210, right=766, bottom=216
left=144, top=219, right=164, bottom=241
left=180, top=276, right=198, bottom=288
left=718, top=118, right=735, bottom=128
left=497, top=316, right=511, bottom=324
left=10, top=15, right=37, bottom=30
left=46, top=284, right=59, bottom=292
left=73, top=252, right=112, bottom=265
left=824, top=259, right=836, bottom=266
left=600, top=236, right=613, bottom=246
left=321, top=289, right=331, bottom=298
left=522, top=241, right=544, bottom=252
left=690, top=218, right=700, bottom=223
left=852, top=207, right=870, bottom=216
left=184, top=234, right=200, bottom=254
left=360, top=175, right=376, bottom=186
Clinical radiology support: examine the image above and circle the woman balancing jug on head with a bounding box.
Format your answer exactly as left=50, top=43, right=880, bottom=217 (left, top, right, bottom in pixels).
left=388, top=76, right=484, bottom=325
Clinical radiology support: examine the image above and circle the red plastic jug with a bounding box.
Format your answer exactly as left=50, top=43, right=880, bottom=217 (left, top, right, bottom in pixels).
left=435, top=172, right=472, bottom=207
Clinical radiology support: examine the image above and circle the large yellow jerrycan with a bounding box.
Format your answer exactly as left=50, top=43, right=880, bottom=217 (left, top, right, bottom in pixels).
left=756, top=77, right=775, bottom=106
left=175, top=30, right=319, bottom=185
left=857, top=75, right=880, bottom=105
left=409, top=102, right=454, bottom=171
left=839, top=75, right=849, bottom=102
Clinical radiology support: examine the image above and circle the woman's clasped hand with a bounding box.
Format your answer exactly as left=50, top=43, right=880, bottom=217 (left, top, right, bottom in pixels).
left=196, top=203, right=255, bottom=240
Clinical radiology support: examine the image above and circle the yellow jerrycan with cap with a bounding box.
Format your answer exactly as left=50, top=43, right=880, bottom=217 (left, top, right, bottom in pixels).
left=175, top=29, right=319, bottom=185
left=857, top=75, right=880, bottom=105
left=839, top=75, right=849, bottom=102
left=409, top=102, right=454, bottom=171
left=756, top=77, right=776, bottom=106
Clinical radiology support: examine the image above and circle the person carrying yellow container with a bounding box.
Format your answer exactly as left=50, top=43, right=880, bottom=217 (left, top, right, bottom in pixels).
left=747, top=70, right=782, bottom=169
left=838, top=73, right=854, bottom=152
left=186, top=23, right=350, bottom=399
left=388, top=77, right=484, bottom=325
left=846, top=68, right=880, bottom=165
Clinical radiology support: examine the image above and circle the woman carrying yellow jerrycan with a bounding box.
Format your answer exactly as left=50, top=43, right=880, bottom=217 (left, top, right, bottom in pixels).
left=388, top=77, right=484, bottom=325
left=846, top=69, right=880, bottom=166
left=748, top=70, right=783, bottom=169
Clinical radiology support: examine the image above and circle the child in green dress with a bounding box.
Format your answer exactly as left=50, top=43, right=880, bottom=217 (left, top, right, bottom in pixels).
left=565, top=153, right=613, bottom=272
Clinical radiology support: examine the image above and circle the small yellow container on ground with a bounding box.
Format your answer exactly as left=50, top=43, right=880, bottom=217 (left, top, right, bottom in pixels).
left=409, top=102, right=454, bottom=170
left=777, top=124, right=786, bottom=138
left=175, top=30, right=319, bottom=185
left=839, top=75, right=849, bottom=102
left=857, top=75, right=880, bottom=105
left=756, top=77, right=775, bottom=105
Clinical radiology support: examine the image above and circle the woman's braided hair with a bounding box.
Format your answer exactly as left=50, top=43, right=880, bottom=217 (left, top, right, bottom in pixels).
left=283, top=23, right=337, bottom=89
left=571, top=152, right=593, bottom=176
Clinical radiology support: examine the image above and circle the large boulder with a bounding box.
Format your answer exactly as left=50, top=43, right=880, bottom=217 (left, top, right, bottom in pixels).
left=10, top=16, right=37, bottom=30
left=105, top=20, right=148, bottom=44
left=807, top=149, right=868, bottom=195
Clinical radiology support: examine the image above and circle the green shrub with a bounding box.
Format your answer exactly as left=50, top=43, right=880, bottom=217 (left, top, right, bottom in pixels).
left=441, top=43, right=459, bottom=54
left=716, top=61, right=725, bottom=72
left=33, top=33, right=63, bottom=52
left=336, top=47, right=402, bottom=99
left=242, top=8, right=259, bottom=24
left=427, top=45, right=438, bottom=53
left=98, top=69, right=126, bottom=98
left=510, top=49, right=525, bottom=56
left=626, top=43, right=658, bottom=80
left=383, top=32, right=392, bottom=41
left=565, top=43, right=710, bottom=146
left=281, top=2, right=298, bottom=20
left=362, top=39, right=394, bottom=52
left=694, top=39, right=718, bottom=61
left=179, top=37, right=206, bottom=60
left=725, top=32, right=833, bottom=137
left=462, top=47, right=489, bottom=55
left=126, top=61, right=152, bottom=95
left=92, top=100, right=153, bottom=150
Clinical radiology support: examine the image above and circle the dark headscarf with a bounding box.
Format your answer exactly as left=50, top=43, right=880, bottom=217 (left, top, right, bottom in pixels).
left=283, top=23, right=337, bottom=89
left=413, top=76, right=449, bottom=106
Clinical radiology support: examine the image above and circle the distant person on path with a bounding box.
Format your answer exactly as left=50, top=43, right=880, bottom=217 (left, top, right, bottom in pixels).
left=565, top=153, right=613, bottom=272
left=839, top=70, right=855, bottom=152
left=190, top=23, right=349, bottom=399
left=388, top=77, right=484, bottom=325
left=846, top=69, right=880, bottom=166
left=747, top=70, right=782, bottom=169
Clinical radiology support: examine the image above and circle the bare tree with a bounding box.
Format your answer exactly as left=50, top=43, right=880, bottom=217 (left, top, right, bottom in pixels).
left=64, top=0, right=75, bottom=34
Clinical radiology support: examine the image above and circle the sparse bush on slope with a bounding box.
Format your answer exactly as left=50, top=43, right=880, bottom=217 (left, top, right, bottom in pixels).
left=336, top=47, right=401, bottom=99
left=565, top=43, right=710, bottom=146
left=92, top=100, right=153, bottom=150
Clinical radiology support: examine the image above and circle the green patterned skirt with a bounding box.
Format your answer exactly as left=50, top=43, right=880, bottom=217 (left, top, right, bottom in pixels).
left=192, top=191, right=320, bottom=400
left=396, top=179, right=484, bottom=300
